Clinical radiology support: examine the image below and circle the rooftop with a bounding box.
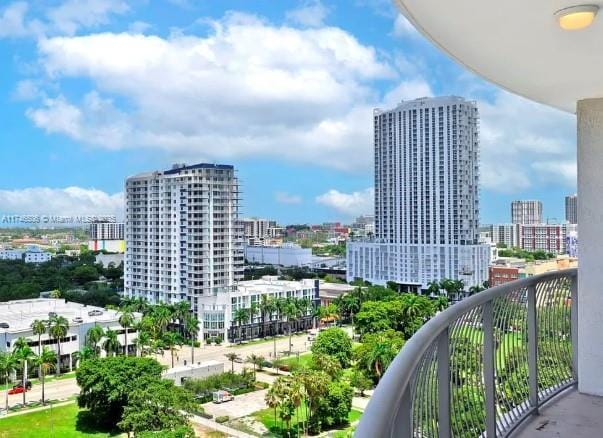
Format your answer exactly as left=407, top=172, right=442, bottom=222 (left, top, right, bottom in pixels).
left=236, top=276, right=316, bottom=294
left=0, top=299, right=129, bottom=333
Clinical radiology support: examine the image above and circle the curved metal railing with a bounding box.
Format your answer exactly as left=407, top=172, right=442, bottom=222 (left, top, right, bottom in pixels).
left=356, top=269, right=577, bottom=438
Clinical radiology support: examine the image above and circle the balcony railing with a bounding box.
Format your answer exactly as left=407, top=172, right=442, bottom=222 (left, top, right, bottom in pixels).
left=356, top=268, right=577, bottom=438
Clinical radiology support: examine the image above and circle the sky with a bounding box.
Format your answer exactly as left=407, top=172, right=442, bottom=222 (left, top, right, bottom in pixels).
left=0, top=0, right=578, bottom=225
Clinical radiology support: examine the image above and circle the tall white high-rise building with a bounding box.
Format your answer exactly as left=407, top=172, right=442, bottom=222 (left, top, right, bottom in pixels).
left=347, top=96, right=490, bottom=289
left=511, top=200, right=543, bottom=224
left=565, top=194, right=577, bottom=224
left=124, top=163, right=244, bottom=309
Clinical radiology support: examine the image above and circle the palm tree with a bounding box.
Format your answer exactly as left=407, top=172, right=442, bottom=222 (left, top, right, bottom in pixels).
left=224, top=352, right=240, bottom=373
left=426, top=280, right=441, bottom=297
left=118, top=310, right=135, bottom=356
left=283, top=300, right=300, bottom=355
left=13, top=337, right=34, bottom=406
left=184, top=314, right=199, bottom=364
left=72, top=346, right=95, bottom=368
left=233, top=308, right=249, bottom=343
left=135, top=330, right=151, bottom=357
left=30, top=320, right=46, bottom=356
left=163, top=331, right=180, bottom=368
left=102, top=328, right=121, bottom=357
left=33, top=348, right=56, bottom=405
left=259, top=295, right=275, bottom=338
left=48, top=316, right=69, bottom=376
left=265, top=383, right=281, bottom=429
left=152, top=305, right=173, bottom=337
left=290, top=377, right=306, bottom=436
left=434, top=296, right=449, bottom=312
left=275, top=298, right=287, bottom=335
left=245, top=353, right=263, bottom=379
left=31, top=319, right=46, bottom=378
left=86, top=324, right=104, bottom=357
left=365, top=337, right=398, bottom=382
left=174, top=301, right=191, bottom=336
left=0, top=352, right=17, bottom=413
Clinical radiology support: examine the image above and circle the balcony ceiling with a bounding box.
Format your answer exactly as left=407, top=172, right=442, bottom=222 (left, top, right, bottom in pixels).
left=394, top=0, right=603, bottom=113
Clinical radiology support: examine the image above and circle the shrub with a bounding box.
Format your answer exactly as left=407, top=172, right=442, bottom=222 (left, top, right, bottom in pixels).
left=205, top=338, right=213, bottom=345
left=311, top=327, right=353, bottom=368
left=183, top=372, right=254, bottom=397
left=215, top=416, right=230, bottom=424
left=215, top=336, right=223, bottom=345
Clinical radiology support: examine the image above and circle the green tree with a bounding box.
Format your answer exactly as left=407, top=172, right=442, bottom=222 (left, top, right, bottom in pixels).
left=184, top=314, right=199, bottom=364
left=118, top=310, right=135, bottom=356
left=118, top=377, right=195, bottom=435
left=354, top=330, right=404, bottom=382
left=48, top=315, right=69, bottom=375
left=32, top=347, right=56, bottom=404
left=310, top=353, right=342, bottom=379
left=0, top=352, right=17, bottom=413
left=233, top=308, right=249, bottom=342
left=259, top=295, right=276, bottom=338
left=86, top=324, right=104, bottom=356
left=283, top=300, right=302, bottom=355
left=72, top=265, right=100, bottom=284
left=311, top=380, right=353, bottom=433
left=102, top=328, right=121, bottom=357
left=311, top=327, right=353, bottom=368
left=246, top=353, right=263, bottom=379
left=77, top=356, right=163, bottom=427
left=30, top=319, right=46, bottom=356
left=224, top=353, right=240, bottom=373
left=163, top=331, right=181, bottom=368
left=12, top=337, right=34, bottom=406
left=349, top=369, right=372, bottom=397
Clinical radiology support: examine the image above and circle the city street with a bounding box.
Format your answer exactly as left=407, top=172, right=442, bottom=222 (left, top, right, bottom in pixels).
left=1, top=332, right=316, bottom=409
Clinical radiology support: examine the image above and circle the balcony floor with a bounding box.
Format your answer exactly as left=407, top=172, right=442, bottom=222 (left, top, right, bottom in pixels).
left=514, top=388, right=603, bottom=437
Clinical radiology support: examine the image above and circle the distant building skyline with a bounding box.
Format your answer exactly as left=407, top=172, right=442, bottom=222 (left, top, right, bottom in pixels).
left=511, top=200, right=543, bottom=225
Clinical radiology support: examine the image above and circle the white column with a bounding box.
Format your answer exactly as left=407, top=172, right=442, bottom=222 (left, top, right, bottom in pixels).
left=577, top=98, right=603, bottom=396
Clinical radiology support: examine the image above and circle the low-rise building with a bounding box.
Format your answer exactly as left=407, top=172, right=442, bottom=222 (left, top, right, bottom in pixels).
left=488, top=255, right=578, bottom=287
left=162, top=361, right=224, bottom=386
left=319, top=282, right=355, bottom=307
left=0, top=299, right=139, bottom=371
left=0, top=245, right=52, bottom=263
left=196, top=276, right=319, bottom=342
left=244, top=243, right=312, bottom=267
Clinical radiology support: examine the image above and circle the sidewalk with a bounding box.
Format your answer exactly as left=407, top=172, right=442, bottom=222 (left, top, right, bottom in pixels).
left=189, top=413, right=256, bottom=438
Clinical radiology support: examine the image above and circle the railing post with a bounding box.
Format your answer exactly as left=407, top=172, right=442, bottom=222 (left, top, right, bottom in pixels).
left=483, top=301, right=497, bottom=437
left=527, top=284, right=539, bottom=414
left=437, top=329, right=450, bottom=438
left=392, top=384, right=412, bottom=438
left=571, top=274, right=578, bottom=381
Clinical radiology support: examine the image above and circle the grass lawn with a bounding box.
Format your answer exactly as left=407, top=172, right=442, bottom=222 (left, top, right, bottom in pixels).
left=253, top=405, right=362, bottom=437
left=279, top=352, right=313, bottom=370
left=229, top=333, right=307, bottom=349
left=0, top=403, right=122, bottom=438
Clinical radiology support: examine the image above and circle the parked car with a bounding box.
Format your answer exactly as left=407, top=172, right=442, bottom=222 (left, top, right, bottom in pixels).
left=87, top=310, right=103, bottom=316
left=8, top=381, right=32, bottom=395
left=0, top=322, right=9, bottom=329
left=212, top=390, right=234, bottom=404
left=72, top=317, right=84, bottom=323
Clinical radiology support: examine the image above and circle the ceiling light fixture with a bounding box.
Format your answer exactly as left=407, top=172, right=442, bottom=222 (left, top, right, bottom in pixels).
left=555, top=5, right=599, bottom=30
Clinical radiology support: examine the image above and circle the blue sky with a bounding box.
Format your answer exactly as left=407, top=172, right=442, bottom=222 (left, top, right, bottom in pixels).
left=0, top=0, right=577, bottom=225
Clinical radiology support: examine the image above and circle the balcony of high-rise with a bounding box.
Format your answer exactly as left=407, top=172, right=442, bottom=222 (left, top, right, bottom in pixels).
left=356, top=1, right=603, bottom=437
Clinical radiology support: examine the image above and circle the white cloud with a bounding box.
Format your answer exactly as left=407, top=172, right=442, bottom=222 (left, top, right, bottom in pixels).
left=26, top=92, right=132, bottom=148
left=29, top=14, right=398, bottom=171
left=0, top=0, right=128, bottom=39
left=0, top=187, right=124, bottom=218
left=382, top=79, right=432, bottom=108
left=392, top=15, right=418, bottom=38
left=46, top=0, right=128, bottom=35
left=275, top=192, right=303, bottom=205
left=286, top=1, right=329, bottom=27
left=478, top=91, right=575, bottom=193
left=315, top=187, right=373, bottom=217
left=128, top=21, right=151, bottom=34
left=532, top=160, right=577, bottom=188
left=12, top=80, right=41, bottom=101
